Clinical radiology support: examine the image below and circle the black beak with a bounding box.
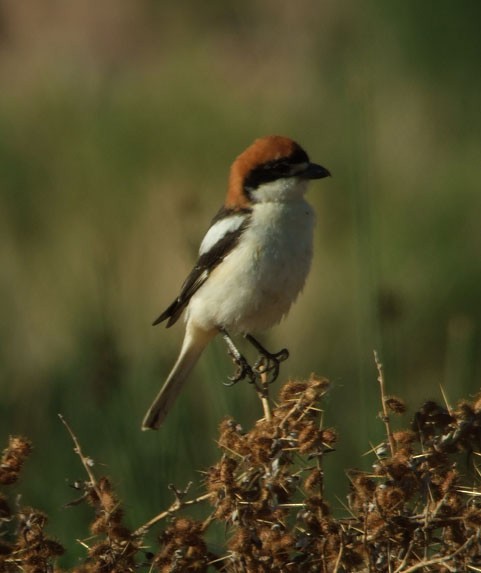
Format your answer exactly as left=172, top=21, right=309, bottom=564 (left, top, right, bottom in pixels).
left=303, top=162, right=331, bottom=180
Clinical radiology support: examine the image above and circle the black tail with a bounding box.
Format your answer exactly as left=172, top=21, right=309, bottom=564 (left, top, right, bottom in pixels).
left=152, top=298, right=186, bottom=327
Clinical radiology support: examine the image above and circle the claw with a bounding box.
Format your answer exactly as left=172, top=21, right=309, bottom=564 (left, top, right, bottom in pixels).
left=253, top=356, right=279, bottom=383
left=223, top=354, right=256, bottom=386
left=247, top=335, right=289, bottom=384
left=274, top=348, right=289, bottom=363
left=221, top=329, right=290, bottom=388
left=221, top=329, right=257, bottom=386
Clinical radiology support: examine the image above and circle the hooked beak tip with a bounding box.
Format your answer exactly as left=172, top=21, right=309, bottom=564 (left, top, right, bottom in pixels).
left=304, top=163, right=331, bottom=180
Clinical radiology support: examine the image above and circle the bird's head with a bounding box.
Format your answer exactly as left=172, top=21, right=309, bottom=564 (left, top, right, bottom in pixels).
left=226, top=135, right=330, bottom=208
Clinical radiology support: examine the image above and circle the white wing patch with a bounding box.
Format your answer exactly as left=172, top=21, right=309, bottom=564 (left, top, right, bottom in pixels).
left=199, top=214, right=247, bottom=256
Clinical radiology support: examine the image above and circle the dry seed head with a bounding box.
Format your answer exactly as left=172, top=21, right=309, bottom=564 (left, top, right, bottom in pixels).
left=307, top=374, right=331, bottom=393
left=228, top=527, right=252, bottom=553
left=385, top=396, right=406, bottom=414
left=108, top=524, right=131, bottom=542
left=257, top=526, right=292, bottom=558
left=303, top=387, right=321, bottom=403
left=214, top=498, right=235, bottom=521
left=219, top=456, right=237, bottom=483
left=278, top=380, right=309, bottom=403
left=343, top=547, right=367, bottom=571
left=43, top=539, right=65, bottom=557
left=382, top=451, right=411, bottom=480
left=298, top=421, right=322, bottom=453
left=445, top=492, right=463, bottom=514
left=392, top=430, right=416, bottom=446
left=305, top=495, right=330, bottom=517
left=218, top=417, right=249, bottom=455
left=24, top=554, right=45, bottom=568
left=376, top=485, right=405, bottom=512
left=173, top=517, right=198, bottom=533
left=19, top=507, right=48, bottom=531
left=321, top=427, right=337, bottom=446
left=304, top=468, right=323, bottom=494
left=278, top=532, right=294, bottom=550
left=170, top=517, right=206, bottom=548
left=456, top=400, right=475, bottom=419
left=0, top=436, right=32, bottom=485
left=250, top=435, right=274, bottom=464
left=7, top=436, right=32, bottom=458
left=207, top=456, right=237, bottom=497
left=439, top=469, right=458, bottom=495
left=0, top=470, right=17, bottom=485
left=472, top=392, right=481, bottom=413
left=365, top=511, right=386, bottom=538
left=205, top=465, right=221, bottom=494
left=303, top=375, right=330, bottom=404
left=88, top=541, right=112, bottom=559
left=462, top=507, right=481, bottom=530
left=96, top=477, right=119, bottom=514
left=184, top=544, right=207, bottom=564
left=90, top=514, right=108, bottom=535
left=351, top=474, right=376, bottom=502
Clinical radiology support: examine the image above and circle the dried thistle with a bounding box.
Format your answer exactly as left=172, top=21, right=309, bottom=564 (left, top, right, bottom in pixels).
left=2, top=369, right=481, bottom=573
left=0, top=436, right=32, bottom=485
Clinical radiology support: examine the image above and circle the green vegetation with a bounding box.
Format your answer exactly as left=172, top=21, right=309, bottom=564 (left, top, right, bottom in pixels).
left=1, top=1, right=480, bottom=566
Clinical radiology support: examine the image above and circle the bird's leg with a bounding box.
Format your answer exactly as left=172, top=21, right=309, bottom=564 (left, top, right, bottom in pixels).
left=220, top=328, right=256, bottom=386
left=245, top=334, right=289, bottom=384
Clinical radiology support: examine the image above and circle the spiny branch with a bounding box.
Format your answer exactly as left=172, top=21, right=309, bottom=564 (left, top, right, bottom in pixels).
left=374, top=350, right=396, bottom=457
left=133, top=491, right=215, bottom=536
left=58, top=414, right=101, bottom=500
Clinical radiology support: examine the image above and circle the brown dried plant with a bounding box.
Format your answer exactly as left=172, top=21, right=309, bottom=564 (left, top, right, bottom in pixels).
left=1, top=362, right=481, bottom=572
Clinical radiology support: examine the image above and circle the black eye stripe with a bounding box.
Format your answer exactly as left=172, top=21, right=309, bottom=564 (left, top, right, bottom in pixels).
left=244, top=162, right=302, bottom=190
left=265, top=160, right=292, bottom=173
left=243, top=147, right=310, bottom=191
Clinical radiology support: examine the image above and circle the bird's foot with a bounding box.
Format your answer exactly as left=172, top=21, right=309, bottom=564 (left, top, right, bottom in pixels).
left=221, top=328, right=257, bottom=386
left=221, top=329, right=290, bottom=387
left=245, top=334, right=289, bottom=384
left=252, top=347, right=289, bottom=384
left=223, top=352, right=257, bottom=386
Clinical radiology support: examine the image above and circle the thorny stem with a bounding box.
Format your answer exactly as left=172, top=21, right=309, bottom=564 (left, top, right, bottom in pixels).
left=133, top=492, right=215, bottom=536
left=200, top=510, right=216, bottom=533
left=374, top=350, right=396, bottom=457
left=59, top=413, right=215, bottom=540
left=399, top=537, right=473, bottom=573
left=332, top=535, right=344, bottom=573
left=393, top=539, right=416, bottom=573
left=439, top=384, right=454, bottom=417
left=58, top=414, right=101, bottom=501
left=257, top=370, right=272, bottom=422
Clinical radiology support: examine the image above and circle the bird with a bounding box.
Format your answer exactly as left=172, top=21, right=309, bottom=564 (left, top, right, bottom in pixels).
left=142, top=135, right=330, bottom=430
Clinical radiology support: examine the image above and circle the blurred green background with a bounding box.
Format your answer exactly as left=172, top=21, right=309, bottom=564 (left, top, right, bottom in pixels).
left=1, top=0, right=480, bottom=563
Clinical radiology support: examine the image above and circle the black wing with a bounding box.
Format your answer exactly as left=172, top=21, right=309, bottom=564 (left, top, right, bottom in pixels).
left=152, top=208, right=251, bottom=328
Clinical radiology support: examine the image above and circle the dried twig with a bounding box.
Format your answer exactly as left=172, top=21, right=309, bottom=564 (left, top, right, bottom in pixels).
left=133, top=491, right=215, bottom=536
left=400, top=537, right=473, bottom=573
left=58, top=414, right=101, bottom=500
left=374, top=350, right=396, bottom=457
left=2, top=376, right=481, bottom=572
left=257, top=370, right=272, bottom=422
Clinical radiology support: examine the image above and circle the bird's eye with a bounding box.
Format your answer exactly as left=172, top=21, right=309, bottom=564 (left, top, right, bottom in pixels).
left=272, top=161, right=292, bottom=176
left=244, top=158, right=297, bottom=192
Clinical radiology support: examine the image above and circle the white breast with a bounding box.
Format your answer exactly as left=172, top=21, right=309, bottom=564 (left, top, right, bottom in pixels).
left=187, top=199, right=315, bottom=334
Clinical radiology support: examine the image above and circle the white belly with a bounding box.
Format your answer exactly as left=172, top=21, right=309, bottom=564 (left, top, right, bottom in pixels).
left=187, top=200, right=315, bottom=334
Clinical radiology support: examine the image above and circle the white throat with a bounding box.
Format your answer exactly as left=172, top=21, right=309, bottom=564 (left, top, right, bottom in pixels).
left=250, top=177, right=309, bottom=203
